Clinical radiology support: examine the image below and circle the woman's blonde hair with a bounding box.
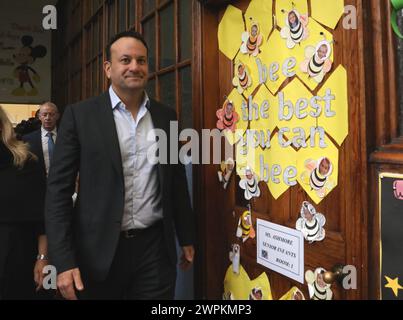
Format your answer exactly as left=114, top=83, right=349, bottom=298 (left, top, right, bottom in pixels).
left=0, top=105, right=36, bottom=168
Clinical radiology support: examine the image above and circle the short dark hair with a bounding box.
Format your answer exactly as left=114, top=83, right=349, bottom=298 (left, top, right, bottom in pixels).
left=105, top=30, right=148, bottom=61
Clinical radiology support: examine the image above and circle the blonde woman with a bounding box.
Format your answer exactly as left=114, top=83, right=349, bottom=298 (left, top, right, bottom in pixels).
left=0, top=106, right=48, bottom=299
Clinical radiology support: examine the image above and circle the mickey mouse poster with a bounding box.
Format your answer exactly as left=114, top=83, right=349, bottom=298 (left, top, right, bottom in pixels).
left=12, top=35, right=47, bottom=96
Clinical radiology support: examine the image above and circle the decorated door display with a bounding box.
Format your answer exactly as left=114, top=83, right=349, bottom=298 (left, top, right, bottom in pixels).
left=198, top=0, right=369, bottom=300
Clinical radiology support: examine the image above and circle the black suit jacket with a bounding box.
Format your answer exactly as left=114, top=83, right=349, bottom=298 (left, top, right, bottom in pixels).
left=45, top=92, right=195, bottom=281
left=23, top=129, right=46, bottom=175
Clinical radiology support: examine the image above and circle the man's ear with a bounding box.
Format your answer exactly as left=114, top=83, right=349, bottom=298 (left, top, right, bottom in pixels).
left=103, top=61, right=111, bottom=79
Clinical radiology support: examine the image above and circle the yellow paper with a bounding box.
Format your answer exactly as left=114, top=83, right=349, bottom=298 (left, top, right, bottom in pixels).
left=260, top=30, right=301, bottom=95
left=275, top=0, right=309, bottom=29
left=218, top=5, right=245, bottom=60
left=317, top=65, right=348, bottom=146
left=311, top=0, right=345, bottom=30
left=295, top=18, right=334, bottom=91
left=266, top=133, right=297, bottom=199
left=296, top=137, right=339, bottom=204
left=249, top=85, right=278, bottom=134
left=277, top=78, right=316, bottom=141
left=233, top=53, right=261, bottom=97
left=244, top=0, right=273, bottom=41
left=224, top=88, right=248, bottom=146
left=223, top=265, right=273, bottom=300
left=279, top=287, right=306, bottom=300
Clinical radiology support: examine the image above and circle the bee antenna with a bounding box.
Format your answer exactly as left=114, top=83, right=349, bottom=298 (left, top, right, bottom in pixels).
left=292, top=2, right=296, bottom=8
left=281, top=9, right=286, bottom=13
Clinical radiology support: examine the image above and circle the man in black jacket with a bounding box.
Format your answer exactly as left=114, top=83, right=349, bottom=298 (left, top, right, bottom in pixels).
left=45, top=30, right=195, bottom=300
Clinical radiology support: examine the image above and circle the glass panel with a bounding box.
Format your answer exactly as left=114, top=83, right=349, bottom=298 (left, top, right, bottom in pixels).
left=398, top=11, right=403, bottom=135
left=160, top=3, right=175, bottom=68
left=179, top=0, right=192, bottom=61
left=142, top=0, right=155, bottom=16
left=108, top=1, right=116, bottom=39
left=159, top=72, right=176, bottom=110
left=118, top=0, right=126, bottom=32
left=128, top=0, right=136, bottom=26
left=143, top=17, right=156, bottom=73
left=180, top=66, right=192, bottom=129
left=146, top=78, right=156, bottom=99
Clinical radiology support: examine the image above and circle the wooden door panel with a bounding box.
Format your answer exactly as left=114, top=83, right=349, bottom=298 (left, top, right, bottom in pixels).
left=197, top=0, right=368, bottom=299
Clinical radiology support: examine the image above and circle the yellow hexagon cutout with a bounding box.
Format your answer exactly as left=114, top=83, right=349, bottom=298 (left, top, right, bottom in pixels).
left=244, top=0, right=273, bottom=42
left=318, top=65, right=349, bottom=146
left=218, top=5, right=245, bottom=60
left=233, top=52, right=261, bottom=98
left=223, top=88, right=248, bottom=146
left=260, top=30, right=302, bottom=95
left=266, top=133, right=297, bottom=199
left=275, top=0, right=309, bottom=29
left=295, top=18, right=334, bottom=91
left=224, top=265, right=273, bottom=300
left=276, top=78, right=316, bottom=141
left=296, top=137, right=339, bottom=204
left=249, top=85, right=278, bottom=134
left=311, top=0, right=345, bottom=30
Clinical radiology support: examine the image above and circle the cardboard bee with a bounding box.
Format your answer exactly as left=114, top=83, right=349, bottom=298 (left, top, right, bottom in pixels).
left=279, top=287, right=306, bottom=300
left=240, top=20, right=263, bottom=57
left=236, top=210, right=256, bottom=243
left=305, top=268, right=333, bottom=300
left=280, top=9, right=309, bottom=49
left=296, top=201, right=326, bottom=243
left=239, top=167, right=261, bottom=200
left=301, top=157, right=335, bottom=199
left=216, top=99, right=239, bottom=132
left=232, top=61, right=252, bottom=94
left=300, top=39, right=333, bottom=84
left=217, top=158, right=235, bottom=190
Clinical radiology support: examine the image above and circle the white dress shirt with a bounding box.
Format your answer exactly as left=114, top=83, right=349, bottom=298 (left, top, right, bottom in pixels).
left=109, top=86, right=163, bottom=231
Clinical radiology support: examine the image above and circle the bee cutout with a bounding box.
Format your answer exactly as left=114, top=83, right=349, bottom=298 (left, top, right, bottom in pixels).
left=393, top=180, right=403, bottom=200
left=280, top=9, right=309, bottom=49
left=236, top=210, right=256, bottom=243
left=232, top=61, right=252, bottom=94
left=300, top=39, right=333, bottom=83
left=301, top=157, right=335, bottom=199
left=229, top=244, right=240, bottom=274
left=305, top=268, right=333, bottom=300
left=280, top=287, right=306, bottom=300
left=296, top=201, right=326, bottom=243
left=216, top=98, right=239, bottom=132
left=240, top=20, right=263, bottom=57
left=217, top=158, right=235, bottom=190
left=249, top=287, right=263, bottom=300
left=239, top=167, right=261, bottom=200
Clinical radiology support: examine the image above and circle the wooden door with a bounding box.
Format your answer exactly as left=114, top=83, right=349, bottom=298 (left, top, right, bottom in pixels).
left=194, top=0, right=369, bottom=300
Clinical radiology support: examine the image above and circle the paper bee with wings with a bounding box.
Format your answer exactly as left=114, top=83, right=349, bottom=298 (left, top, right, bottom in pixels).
left=305, top=268, right=333, bottom=300
left=240, top=20, right=263, bottom=57
left=216, top=98, right=239, bottom=132
left=217, top=158, right=235, bottom=190
left=280, top=9, right=309, bottom=49
left=232, top=61, right=252, bottom=94
left=296, top=201, right=326, bottom=243
left=236, top=209, right=256, bottom=243
left=301, top=157, right=335, bottom=199
left=300, top=38, right=333, bottom=84
left=239, top=167, right=261, bottom=200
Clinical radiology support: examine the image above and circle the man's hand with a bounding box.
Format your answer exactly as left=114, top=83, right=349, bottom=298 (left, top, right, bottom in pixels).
left=57, top=268, right=84, bottom=300
left=33, top=259, right=47, bottom=291
left=180, top=245, right=195, bottom=271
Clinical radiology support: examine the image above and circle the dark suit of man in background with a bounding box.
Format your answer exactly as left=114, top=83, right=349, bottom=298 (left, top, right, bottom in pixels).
left=45, top=30, right=195, bottom=300
left=23, top=102, right=59, bottom=177
left=23, top=102, right=59, bottom=295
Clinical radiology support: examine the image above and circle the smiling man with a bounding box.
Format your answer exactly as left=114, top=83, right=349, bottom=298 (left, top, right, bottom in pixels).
left=45, top=30, right=195, bottom=300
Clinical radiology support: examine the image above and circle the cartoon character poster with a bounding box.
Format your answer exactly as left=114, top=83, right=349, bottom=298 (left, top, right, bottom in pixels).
left=0, top=3, right=51, bottom=103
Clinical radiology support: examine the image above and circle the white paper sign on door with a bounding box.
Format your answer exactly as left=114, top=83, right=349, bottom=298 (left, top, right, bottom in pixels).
left=256, top=219, right=304, bottom=284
